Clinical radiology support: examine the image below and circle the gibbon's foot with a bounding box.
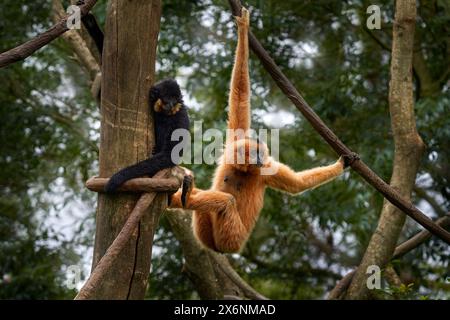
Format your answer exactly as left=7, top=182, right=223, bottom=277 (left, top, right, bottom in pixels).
left=181, top=174, right=194, bottom=208
left=341, top=152, right=360, bottom=168
left=235, top=7, right=250, bottom=27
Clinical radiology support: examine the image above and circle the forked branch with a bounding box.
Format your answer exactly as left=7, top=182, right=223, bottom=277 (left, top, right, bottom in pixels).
left=328, top=214, right=450, bottom=299
left=0, top=0, right=98, bottom=68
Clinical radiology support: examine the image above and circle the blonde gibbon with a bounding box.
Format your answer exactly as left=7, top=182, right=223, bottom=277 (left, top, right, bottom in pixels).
left=170, top=8, right=348, bottom=253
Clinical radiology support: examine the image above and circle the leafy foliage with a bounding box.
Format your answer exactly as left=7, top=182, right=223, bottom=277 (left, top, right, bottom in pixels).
left=0, top=0, right=98, bottom=299
left=0, top=0, right=448, bottom=299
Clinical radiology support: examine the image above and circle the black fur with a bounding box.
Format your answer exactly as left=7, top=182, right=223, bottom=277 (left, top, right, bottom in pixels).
left=104, top=79, right=190, bottom=193
left=76, top=0, right=104, bottom=55
left=342, top=152, right=360, bottom=168
left=181, top=174, right=194, bottom=207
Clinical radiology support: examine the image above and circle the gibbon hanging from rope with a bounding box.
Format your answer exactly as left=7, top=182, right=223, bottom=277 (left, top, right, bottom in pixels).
left=169, top=8, right=351, bottom=253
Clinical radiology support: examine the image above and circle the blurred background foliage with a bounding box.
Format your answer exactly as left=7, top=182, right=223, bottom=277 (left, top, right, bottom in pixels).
left=0, top=0, right=449, bottom=299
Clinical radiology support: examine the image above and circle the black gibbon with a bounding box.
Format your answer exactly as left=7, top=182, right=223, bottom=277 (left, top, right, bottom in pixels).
left=169, top=8, right=351, bottom=253
left=105, top=79, right=190, bottom=193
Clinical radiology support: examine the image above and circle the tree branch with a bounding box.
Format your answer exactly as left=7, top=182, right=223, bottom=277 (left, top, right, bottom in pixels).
left=0, top=0, right=98, bottom=68
left=75, top=169, right=170, bottom=300
left=327, top=270, right=355, bottom=300
left=362, top=25, right=391, bottom=51
left=166, top=209, right=268, bottom=300
left=52, top=0, right=102, bottom=103
left=393, top=214, right=450, bottom=259
left=76, top=192, right=157, bottom=299
left=210, top=253, right=269, bottom=300
left=413, top=186, right=447, bottom=217
left=85, top=176, right=180, bottom=193
left=327, top=214, right=450, bottom=299
left=413, top=40, right=440, bottom=97
left=347, top=0, right=425, bottom=299
left=52, top=0, right=100, bottom=81
left=227, top=0, right=450, bottom=245
left=384, top=265, right=403, bottom=287
left=166, top=209, right=225, bottom=299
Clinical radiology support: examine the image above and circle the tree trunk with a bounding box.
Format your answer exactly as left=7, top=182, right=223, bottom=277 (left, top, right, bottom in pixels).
left=166, top=210, right=225, bottom=299
left=89, top=0, right=162, bottom=299
left=52, top=0, right=100, bottom=81
left=346, top=0, right=425, bottom=299
left=166, top=210, right=267, bottom=300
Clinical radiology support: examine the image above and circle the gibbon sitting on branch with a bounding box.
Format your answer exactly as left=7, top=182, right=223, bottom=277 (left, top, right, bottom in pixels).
left=105, top=79, right=190, bottom=193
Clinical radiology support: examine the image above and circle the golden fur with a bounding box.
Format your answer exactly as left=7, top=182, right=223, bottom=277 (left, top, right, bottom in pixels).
left=154, top=98, right=182, bottom=115
left=154, top=98, right=163, bottom=112
left=169, top=8, right=344, bottom=253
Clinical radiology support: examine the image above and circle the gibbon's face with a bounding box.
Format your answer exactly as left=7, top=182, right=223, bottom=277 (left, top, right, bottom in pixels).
left=152, top=79, right=183, bottom=116
left=154, top=98, right=182, bottom=115
left=226, top=138, right=269, bottom=173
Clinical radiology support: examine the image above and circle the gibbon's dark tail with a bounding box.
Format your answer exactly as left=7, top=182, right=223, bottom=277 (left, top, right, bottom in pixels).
left=104, top=153, right=174, bottom=193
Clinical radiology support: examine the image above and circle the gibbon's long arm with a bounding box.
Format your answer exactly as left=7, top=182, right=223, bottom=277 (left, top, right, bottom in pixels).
left=77, top=0, right=104, bottom=56
left=227, top=8, right=250, bottom=134
left=264, top=159, right=345, bottom=194
left=82, top=14, right=103, bottom=55
left=170, top=188, right=247, bottom=253
left=171, top=188, right=233, bottom=212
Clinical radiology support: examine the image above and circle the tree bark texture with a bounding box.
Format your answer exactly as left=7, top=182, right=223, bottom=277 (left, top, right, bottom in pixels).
left=89, top=0, right=162, bottom=299
left=166, top=210, right=268, bottom=300
left=346, top=0, right=425, bottom=299
left=76, top=171, right=170, bottom=300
